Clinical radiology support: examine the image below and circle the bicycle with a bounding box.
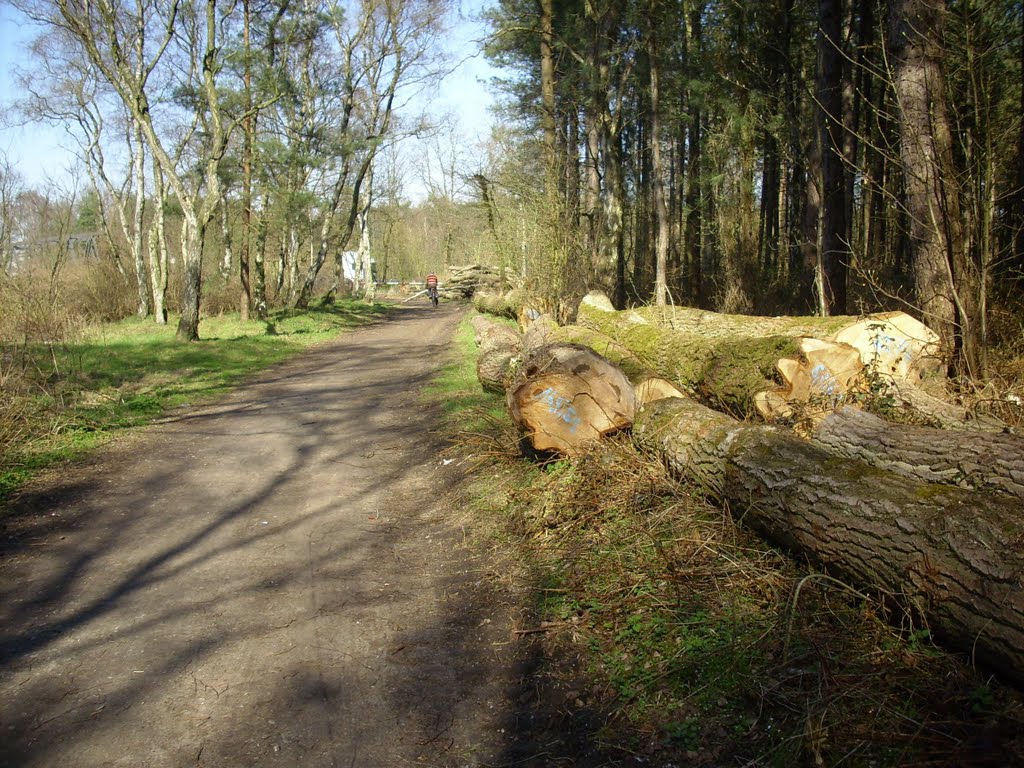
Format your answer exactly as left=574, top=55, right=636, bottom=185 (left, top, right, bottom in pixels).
left=427, top=285, right=439, bottom=307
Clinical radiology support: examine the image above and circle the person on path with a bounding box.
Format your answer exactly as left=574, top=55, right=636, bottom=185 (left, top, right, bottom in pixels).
left=425, top=272, right=439, bottom=305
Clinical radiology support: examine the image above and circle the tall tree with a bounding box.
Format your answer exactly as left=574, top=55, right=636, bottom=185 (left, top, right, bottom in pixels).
left=19, top=0, right=261, bottom=339
left=888, top=0, right=977, bottom=373
left=817, top=0, right=848, bottom=314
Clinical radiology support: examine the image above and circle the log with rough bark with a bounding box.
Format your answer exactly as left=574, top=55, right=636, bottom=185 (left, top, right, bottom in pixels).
left=472, top=315, right=522, bottom=393
left=507, top=343, right=635, bottom=455
left=574, top=293, right=1004, bottom=430
left=472, top=290, right=523, bottom=320
left=633, top=395, right=1024, bottom=687
left=812, top=406, right=1024, bottom=501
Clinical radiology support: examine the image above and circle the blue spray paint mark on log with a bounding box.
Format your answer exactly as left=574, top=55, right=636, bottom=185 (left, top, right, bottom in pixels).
left=533, top=387, right=582, bottom=433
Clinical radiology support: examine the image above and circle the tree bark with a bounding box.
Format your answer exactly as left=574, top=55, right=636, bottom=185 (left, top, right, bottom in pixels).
left=812, top=406, right=1024, bottom=500
left=132, top=121, right=150, bottom=318
left=634, top=396, right=1024, bottom=688
left=240, top=0, right=253, bottom=322
left=647, top=0, right=670, bottom=307
left=147, top=159, right=168, bottom=325
left=889, top=0, right=977, bottom=373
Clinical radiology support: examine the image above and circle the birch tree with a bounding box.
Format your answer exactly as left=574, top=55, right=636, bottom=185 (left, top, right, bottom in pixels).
left=17, top=0, right=265, bottom=340
left=293, top=0, right=447, bottom=308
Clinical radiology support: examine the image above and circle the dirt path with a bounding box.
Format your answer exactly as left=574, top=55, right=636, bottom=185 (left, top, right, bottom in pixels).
left=0, top=304, right=596, bottom=767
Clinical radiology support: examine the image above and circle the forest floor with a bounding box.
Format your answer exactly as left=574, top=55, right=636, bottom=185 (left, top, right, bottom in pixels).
left=0, top=302, right=607, bottom=768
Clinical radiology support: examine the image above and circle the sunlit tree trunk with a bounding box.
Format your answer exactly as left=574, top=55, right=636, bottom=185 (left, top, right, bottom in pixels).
left=817, top=0, right=848, bottom=314
left=148, top=158, right=168, bottom=324
left=889, top=0, right=977, bottom=373
left=683, top=3, right=704, bottom=308
left=648, top=0, right=669, bottom=307
left=131, top=120, right=150, bottom=318
left=219, top=195, right=234, bottom=281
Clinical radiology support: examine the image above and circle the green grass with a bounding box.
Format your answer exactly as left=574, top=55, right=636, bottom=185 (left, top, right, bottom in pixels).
left=421, top=314, right=507, bottom=433
left=1, top=299, right=389, bottom=501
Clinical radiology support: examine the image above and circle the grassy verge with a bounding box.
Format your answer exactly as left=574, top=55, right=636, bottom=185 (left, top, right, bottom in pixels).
left=432, top=312, right=1024, bottom=767
left=423, top=315, right=509, bottom=435
left=0, top=299, right=390, bottom=501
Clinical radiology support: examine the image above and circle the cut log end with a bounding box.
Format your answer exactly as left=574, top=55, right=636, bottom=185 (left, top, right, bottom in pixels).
left=508, top=344, right=636, bottom=455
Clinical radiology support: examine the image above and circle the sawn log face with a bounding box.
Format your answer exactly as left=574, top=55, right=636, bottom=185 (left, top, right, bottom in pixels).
left=508, top=344, right=635, bottom=455
left=634, top=396, right=1024, bottom=687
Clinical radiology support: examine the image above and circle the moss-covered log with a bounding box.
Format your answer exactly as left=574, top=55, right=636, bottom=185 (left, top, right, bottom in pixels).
left=634, top=396, right=1024, bottom=687
left=576, top=297, right=818, bottom=417
left=573, top=294, right=1003, bottom=429
left=812, top=407, right=1024, bottom=500
left=508, top=344, right=635, bottom=455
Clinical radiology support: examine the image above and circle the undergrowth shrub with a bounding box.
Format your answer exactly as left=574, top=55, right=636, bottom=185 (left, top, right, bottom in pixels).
left=71, top=259, right=136, bottom=322
left=0, top=265, right=85, bottom=344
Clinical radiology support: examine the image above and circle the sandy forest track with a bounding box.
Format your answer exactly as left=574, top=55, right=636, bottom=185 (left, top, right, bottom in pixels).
left=0, top=304, right=589, bottom=768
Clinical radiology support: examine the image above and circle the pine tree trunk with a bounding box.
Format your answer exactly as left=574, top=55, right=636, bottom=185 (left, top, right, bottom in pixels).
left=648, top=0, right=669, bottom=307
left=889, top=0, right=960, bottom=362
left=817, top=0, right=848, bottom=314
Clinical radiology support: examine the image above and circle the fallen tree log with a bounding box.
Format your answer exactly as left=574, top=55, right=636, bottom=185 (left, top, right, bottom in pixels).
left=507, top=344, right=635, bottom=455
left=472, top=316, right=522, bottom=393
left=812, top=406, right=1024, bottom=501
left=574, top=293, right=978, bottom=426
left=633, top=396, right=1024, bottom=687
left=448, top=264, right=509, bottom=297
left=472, top=290, right=524, bottom=320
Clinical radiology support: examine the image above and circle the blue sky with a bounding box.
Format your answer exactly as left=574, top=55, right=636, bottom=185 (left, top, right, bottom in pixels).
left=0, top=0, right=499, bottom=194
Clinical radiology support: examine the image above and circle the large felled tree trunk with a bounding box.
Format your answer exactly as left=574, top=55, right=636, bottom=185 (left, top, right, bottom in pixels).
left=811, top=406, right=1024, bottom=500
left=634, top=395, right=1024, bottom=687
left=575, top=293, right=943, bottom=421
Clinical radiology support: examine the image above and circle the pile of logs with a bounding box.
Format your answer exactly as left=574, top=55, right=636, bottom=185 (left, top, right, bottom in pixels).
left=444, top=264, right=509, bottom=299
left=470, top=293, right=1024, bottom=687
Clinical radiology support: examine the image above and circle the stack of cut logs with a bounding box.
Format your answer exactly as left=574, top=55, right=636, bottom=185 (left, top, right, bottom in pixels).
left=471, top=291, right=1024, bottom=688
left=443, top=264, right=509, bottom=299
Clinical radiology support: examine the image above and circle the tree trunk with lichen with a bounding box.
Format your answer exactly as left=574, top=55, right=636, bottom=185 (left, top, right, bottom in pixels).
left=812, top=407, right=1024, bottom=501
left=634, top=396, right=1024, bottom=687
left=575, top=296, right=875, bottom=418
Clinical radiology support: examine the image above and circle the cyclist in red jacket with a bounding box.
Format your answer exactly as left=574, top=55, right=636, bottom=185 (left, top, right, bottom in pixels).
left=425, top=272, right=439, bottom=306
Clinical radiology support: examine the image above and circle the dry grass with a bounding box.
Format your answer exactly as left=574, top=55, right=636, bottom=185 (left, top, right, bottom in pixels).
left=453, top=429, right=1024, bottom=767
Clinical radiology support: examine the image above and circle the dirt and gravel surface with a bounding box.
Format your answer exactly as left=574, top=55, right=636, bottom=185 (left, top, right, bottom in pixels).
left=0, top=304, right=611, bottom=768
